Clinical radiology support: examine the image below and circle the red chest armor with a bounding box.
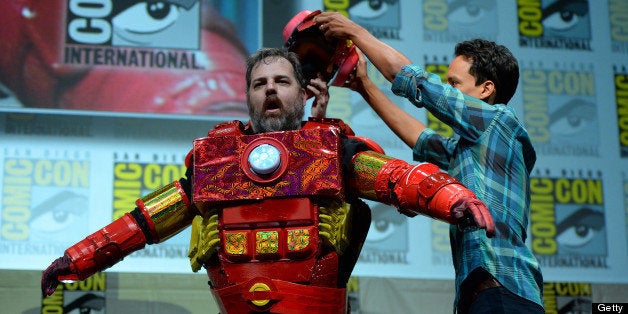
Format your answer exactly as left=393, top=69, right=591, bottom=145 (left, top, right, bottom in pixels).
left=192, top=120, right=344, bottom=207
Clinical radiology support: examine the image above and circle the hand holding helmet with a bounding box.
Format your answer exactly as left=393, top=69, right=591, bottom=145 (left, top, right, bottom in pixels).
left=283, top=10, right=359, bottom=95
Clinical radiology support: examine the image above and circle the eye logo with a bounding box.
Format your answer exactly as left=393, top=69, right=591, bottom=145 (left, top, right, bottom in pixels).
left=422, top=0, right=498, bottom=43
left=530, top=174, right=609, bottom=269
left=325, top=0, right=401, bottom=40
left=66, top=0, right=200, bottom=50
left=517, top=0, right=592, bottom=50
left=522, top=64, right=599, bottom=157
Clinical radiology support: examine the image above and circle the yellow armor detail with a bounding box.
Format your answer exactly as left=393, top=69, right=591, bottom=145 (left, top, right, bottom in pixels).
left=138, top=181, right=196, bottom=243
left=318, top=202, right=352, bottom=255
left=188, top=201, right=354, bottom=270
left=188, top=214, right=220, bottom=272
left=249, top=282, right=272, bottom=307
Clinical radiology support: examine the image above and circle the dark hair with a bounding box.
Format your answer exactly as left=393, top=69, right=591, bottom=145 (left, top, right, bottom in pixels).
left=454, top=39, right=519, bottom=104
left=245, top=48, right=305, bottom=93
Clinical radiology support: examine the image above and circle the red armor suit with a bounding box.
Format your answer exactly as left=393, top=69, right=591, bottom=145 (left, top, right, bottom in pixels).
left=43, top=118, right=487, bottom=313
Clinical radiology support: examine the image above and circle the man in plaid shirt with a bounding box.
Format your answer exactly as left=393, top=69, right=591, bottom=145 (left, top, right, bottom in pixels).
left=316, top=12, right=544, bottom=314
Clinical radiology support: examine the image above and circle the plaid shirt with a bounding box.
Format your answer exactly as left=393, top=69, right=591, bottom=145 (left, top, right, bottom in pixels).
left=391, top=64, right=543, bottom=309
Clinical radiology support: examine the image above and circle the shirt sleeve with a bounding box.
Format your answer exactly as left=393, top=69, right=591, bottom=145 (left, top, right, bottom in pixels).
left=412, top=128, right=457, bottom=169
left=391, top=64, right=499, bottom=144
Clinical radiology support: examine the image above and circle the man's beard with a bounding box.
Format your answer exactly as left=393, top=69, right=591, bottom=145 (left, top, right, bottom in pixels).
left=249, top=96, right=304, bottom=133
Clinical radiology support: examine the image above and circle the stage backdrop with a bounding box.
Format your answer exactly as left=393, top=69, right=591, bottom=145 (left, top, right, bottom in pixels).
left=1, top=0, right=627, bottom=297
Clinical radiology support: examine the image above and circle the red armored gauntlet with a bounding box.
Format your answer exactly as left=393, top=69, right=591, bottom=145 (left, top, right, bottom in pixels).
left=350, top=151, right=476, bottom=223
left=60, top=213, right=147, bottom=282
left=42, top=180, right=196, bottom=297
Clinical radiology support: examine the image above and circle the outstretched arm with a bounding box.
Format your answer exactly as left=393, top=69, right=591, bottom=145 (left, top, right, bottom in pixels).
left=41, top=211, right=147, bottom=296
left=316, top=11, right=411, bottom=83
left=41, top=180, right=197, bottom=297
left=348, top=150, right=495, bottom=237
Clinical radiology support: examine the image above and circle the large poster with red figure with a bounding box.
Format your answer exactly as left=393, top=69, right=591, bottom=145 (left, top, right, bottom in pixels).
left=0, top=0, right=258, bottom=117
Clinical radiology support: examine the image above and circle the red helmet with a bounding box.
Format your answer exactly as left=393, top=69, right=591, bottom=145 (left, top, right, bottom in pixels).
left=283, top=10, right=358, bottom=92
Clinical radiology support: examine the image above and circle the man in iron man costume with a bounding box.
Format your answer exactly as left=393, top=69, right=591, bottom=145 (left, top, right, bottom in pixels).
left=41, top=12, right=495, bottom=314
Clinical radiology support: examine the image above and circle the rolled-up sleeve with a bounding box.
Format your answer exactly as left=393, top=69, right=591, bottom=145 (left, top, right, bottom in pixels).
left=391, top=65, right=445, bottom=108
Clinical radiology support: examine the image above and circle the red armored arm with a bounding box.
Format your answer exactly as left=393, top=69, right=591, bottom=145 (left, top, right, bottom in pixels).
left=307, top=117, right=491, bottom=230
left=57, top=212, right=147, bottom=282
left=42, top=180, right=197, bottom=296
left=349, top=150, right=494, bottom=233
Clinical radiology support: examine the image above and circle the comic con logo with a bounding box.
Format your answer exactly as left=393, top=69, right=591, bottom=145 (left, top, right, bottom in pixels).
left=425, top=56, right=454, bottom=138
left=112, top=158, right=186, bottom=220
left=609, top=0, right=628, bottom=53
left=615, top=66, right=628, bottom=157
left=112, top=154, right=191, bottom=259
left=65, top=0, right=200, bottom=49
left=543, top=282, right=591, bottom=314
left=64, top=0, right=203, bottom=69
left=324, top=0, right=401, bottom=39
left=422, top=0, right=498, bottom=42
left=518, top=0, right=592, bottom=50
left=359, top=201, right=409, bottom=265
left=42, top=273, right=106, bottom=313
left=530, top=172, right=608, bottom=268
left=2, top=155, right=89, bottom=243
left=522, top=64, right=599, bottom=157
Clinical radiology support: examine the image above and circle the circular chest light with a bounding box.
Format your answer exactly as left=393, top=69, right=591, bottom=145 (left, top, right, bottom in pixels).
left=248, top=143, right=282, bottom=175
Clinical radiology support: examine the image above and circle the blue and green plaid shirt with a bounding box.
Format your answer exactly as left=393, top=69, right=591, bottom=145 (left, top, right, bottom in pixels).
left=391, top=64, right=543, bottom=309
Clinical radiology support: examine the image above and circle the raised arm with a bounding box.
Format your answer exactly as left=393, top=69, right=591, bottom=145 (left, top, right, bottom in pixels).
left=316, top=11, right=411, bottom=82
left=349, top=49, right=426, bottom=148
left=308, top=75, right=330, bottom=118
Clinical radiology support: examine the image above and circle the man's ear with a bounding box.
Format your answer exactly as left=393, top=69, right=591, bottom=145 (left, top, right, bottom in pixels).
left=480, top=80, right=496, bottom=104
left=301, top=87, right=308, bottom=105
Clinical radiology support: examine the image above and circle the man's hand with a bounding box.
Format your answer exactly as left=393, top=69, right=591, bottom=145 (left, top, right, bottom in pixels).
left=315, top=11, right=363, bottom=42
left=308, top=75, right=329, bottom=118
left=451, top=196, right=496, bottom=237
left=315, top=11, right=411, bottom=83
left=41, top=254, right=72, bottom=297
left=346, top=48, right=368, bottom=93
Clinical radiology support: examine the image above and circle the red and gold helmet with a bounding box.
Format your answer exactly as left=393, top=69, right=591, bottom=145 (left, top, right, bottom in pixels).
left=283, top=10, right=358, bottom=92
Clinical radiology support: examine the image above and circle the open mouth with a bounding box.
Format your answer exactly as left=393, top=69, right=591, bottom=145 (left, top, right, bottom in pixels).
left=263, top=96, right=282, bottom=113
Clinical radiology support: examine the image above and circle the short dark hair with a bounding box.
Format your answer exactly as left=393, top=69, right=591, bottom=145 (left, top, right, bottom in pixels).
left=454, top=39, right=519, bottom=104
left=245, top=48, right=305, bottom=94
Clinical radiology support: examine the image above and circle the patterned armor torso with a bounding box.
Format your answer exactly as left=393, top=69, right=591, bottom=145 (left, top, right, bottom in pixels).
left=188, top=120, right=353, bottom=313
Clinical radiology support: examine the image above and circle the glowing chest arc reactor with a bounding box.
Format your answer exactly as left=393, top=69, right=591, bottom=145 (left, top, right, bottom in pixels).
left=248, top=143, right=281, bottom=175
left=241, top=137, right=290, bottom=183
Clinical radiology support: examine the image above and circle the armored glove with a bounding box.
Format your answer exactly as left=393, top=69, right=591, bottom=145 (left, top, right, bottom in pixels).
left=451, top=196, right=495, bottom=237
left=41, top=254, right=72, bottom=297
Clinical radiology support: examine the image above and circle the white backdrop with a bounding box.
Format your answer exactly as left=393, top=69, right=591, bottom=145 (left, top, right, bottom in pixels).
left=1, top=0, right=627, bottom=287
